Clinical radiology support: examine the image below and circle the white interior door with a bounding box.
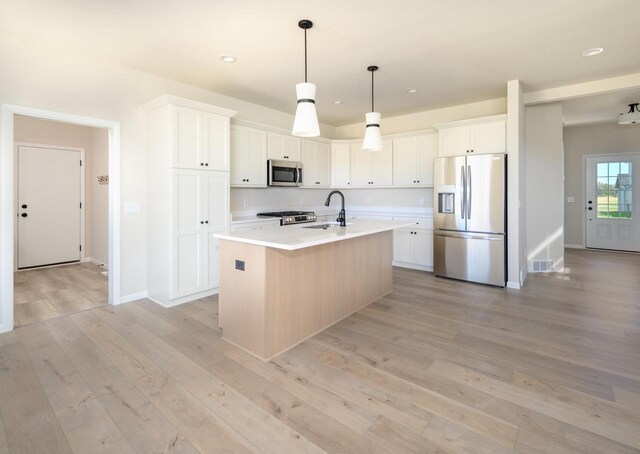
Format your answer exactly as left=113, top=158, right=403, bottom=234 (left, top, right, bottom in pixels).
left=18, top=146, right=82, bottom=269
left=586, top=154, right=640, bottom=252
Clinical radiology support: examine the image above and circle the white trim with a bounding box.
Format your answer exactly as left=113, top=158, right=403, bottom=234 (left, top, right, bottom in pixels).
left=524, top=72, right=640, bottom=105
left=506, top=281, right=521, bottom=289
left=143, top=94, right=237, bottom=117
left=392, top=262, right=433, bottom=272
left=147, top=288, right=218, bottom=308
left=86, top=257, right=108, bottom=269
left=564, top=244, right=586, bottom=249
left=433, top=114, right=507, bottom=130
left=13, top=143, right=86, bottom=269
left=119, top=291, right=148, bottom=305
left=0, top=104, right=121, bottom=333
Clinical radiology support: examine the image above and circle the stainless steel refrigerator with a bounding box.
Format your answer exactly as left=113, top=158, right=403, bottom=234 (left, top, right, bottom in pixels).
left=433, top=154, right=506, bottom=286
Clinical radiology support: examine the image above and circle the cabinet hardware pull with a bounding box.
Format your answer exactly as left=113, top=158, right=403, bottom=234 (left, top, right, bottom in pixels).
left=205, top=163, right=208, bottom=166
left=200, top=162, right=204, bottom=166
left=200, top=221, right=204, bottom=224
left=205, top=220, right=209, bottom=224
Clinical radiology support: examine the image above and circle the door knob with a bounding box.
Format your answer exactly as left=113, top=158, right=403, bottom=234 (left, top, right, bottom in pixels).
left=21, top=204, right=27, bottom=209
left=588, top=207, right=593, bottom=210
left=21, top=213, right=27, bottom=217
left=588, top=200, right=593, bottom=204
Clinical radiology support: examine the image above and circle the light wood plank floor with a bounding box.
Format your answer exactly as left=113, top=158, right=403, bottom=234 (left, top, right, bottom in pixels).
left=0, top=248, right=639, bottom=453
left=13, top=263, right=108, bottom=327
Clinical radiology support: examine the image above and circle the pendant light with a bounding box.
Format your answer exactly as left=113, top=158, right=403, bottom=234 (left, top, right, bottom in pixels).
left=292, top=19, right=320, bottom=137
left=362, top=65, right=382, bottom=151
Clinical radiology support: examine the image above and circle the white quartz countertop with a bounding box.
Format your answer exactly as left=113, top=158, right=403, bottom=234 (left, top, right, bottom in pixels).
left=214, top=220, right=414, bottom=250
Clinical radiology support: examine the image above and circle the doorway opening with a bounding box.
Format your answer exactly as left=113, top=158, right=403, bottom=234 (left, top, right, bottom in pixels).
left=0, top=104, right=121, bottom=333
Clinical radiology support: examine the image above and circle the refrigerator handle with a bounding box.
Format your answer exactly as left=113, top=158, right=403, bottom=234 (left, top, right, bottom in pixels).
left=467, top=165, right=472, bottom=220
left=461, top=165, right=466, bottom=220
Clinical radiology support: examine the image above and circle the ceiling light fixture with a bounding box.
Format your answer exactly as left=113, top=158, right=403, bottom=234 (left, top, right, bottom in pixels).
left=618, top=103, right=640, bottom=125
left=292, top=19, right=320, bottom=137
left=407, top=88, right=418, bottom=93
left=332, top=100, right=342, bottom=105
left=582, top=47, right=604, bottom=57
left=362, top=65, right=383, bottom=152
left=219, top=54, right=236, bottom=63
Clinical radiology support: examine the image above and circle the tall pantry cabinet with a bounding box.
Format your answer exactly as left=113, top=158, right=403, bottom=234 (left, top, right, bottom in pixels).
left=144, top=95, right=237, bottom=307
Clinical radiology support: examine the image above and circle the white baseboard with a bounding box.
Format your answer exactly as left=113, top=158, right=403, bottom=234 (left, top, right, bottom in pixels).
left=564, top=244, right=585, bottom=249
left=147, top=288, right=218, bottom=308
left=506, top=281, right=521, bottom=289
left=85, top=257, right=109, bottom=269
left=392, top=261, right=433, bottom=272
left=118, top=291, right=147, bottom=305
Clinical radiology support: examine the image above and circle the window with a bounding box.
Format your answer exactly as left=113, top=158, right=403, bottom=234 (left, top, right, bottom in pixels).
left=596, top=161, right=632, bottom=219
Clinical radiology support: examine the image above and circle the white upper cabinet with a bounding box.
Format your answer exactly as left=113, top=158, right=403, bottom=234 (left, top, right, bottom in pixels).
left=268, top=132, right=301, bottom=161
left=174, top=106, right=230, bottom=170
left=436, top=115, right=506, bottom=157
left=331, top=143, right=351, bottom=187
left=349, top=140, right=392, bottom=187
left=392, top=133, right=437, bottom=186
left=301, top=140, right=330, bottom=188
left=230, top=125, right=267, bottom=187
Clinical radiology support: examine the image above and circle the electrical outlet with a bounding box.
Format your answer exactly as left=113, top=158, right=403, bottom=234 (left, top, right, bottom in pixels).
left=365, top=197, right=371, bottom=204
left=124, top=201, right=140, bottom=213
left=567, top=196, right=575, bottom=203
left=243, top=198, right=249, bottom=208
left=419, top=197, right=425, bottom=206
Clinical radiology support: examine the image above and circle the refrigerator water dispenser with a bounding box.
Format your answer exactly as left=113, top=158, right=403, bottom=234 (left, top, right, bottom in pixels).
left=438, top=193, right=455, bottom=214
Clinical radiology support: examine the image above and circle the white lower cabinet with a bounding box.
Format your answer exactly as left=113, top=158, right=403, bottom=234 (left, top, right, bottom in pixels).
left=393, top=217, right=433, bottom=270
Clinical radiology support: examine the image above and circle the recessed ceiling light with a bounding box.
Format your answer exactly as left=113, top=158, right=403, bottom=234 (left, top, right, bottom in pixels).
left=407, top=88, right=419, bottom=93
left=582, top=47, right=604, bottom=57
left=219, top=54, right=237, bottom=63
left=332, top=100, right=342, bottom=104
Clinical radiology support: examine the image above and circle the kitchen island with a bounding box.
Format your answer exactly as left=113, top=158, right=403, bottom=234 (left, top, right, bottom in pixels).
left=214, top=220, right=412, bottom=360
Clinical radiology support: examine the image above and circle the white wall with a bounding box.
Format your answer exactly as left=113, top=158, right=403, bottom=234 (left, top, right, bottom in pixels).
left=13, top=115, right=108, bottom=265
left=525, top=103, right=564, bottom=271
left=563, top=123, right=640, bottom=246
left=231, top=187, right=432, bottom=212
left=89, top=128, right=109, bottom=265
left=334, top=98, right=507, bottom=139
left=0, top=31, right=336, bottom=299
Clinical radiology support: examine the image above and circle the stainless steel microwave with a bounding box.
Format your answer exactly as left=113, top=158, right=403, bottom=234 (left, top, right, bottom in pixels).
left=268, top=160, right=303, bottom=187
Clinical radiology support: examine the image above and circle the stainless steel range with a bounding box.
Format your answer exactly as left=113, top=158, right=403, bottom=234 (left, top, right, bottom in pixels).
left=257, top=210, right=317, bottom=226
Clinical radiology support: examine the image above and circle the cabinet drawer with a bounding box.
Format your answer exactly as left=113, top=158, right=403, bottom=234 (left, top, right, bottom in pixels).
left=393, top=217, right=433, bottom=230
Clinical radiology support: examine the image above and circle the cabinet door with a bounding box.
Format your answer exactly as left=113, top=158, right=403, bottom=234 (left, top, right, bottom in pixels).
left=202, top=113, right=229, bottom=171
left=439, top=125, right=471, bottom=157
left=301, top=140, right=316, bottom=188
left=393, top=229, right=414, bottom=263
left=413, top=230, right=433, bottom=267
left=230, top=127, right=247, bottom=185
left=371, top=139, right=393, bottom=186
left=331, top=144, right=351, bottom=187
left=350, top=142, right=372, bottom=186
left=315, top=142, right=331, bottom=187
left=471, top=120, right=505, bottom=155
left=417, top=133, right=438, bottom=186
left=174, top=107, right=203, bottom=168
left=268, top=133, right=300, bottom=161
left=393, top=137, right=418, bottom=185
left=284, top=136, right=301, bottom=161
left=173, top=171, right=204, bottom=298
left=246, top=129, right=268, bottom=186
left=202, top=172, right=229, bottom=231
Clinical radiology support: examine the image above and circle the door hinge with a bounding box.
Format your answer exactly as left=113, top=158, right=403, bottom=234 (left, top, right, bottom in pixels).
left=79, top=245, right=82, bottom=251
left=80, top=160, right=83, bottom=166
left=80, top=202, right=82, bottom=209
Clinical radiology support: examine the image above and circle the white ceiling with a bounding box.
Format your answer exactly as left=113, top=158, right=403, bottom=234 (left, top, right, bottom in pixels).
left=2, top=0, right=640, bottom=126
left=562, top=88, right=640, bottom=127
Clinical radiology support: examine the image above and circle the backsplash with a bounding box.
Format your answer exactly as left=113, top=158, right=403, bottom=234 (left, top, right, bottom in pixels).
left=230, top=187, right=433, bottom=211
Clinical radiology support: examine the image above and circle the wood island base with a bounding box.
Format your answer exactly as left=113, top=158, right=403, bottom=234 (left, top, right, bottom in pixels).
left=218, top=230, right=393, bottom=360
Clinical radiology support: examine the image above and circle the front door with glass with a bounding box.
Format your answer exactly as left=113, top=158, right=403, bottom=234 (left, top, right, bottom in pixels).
left=585, top=154, right=640, bottom=252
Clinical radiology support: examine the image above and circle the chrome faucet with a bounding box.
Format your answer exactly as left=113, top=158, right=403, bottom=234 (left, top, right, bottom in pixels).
left=324, top=190, right=346, bottom=227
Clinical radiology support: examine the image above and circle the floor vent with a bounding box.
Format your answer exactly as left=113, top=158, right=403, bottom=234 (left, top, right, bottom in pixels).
left=530, top=260, right=554, bottom=273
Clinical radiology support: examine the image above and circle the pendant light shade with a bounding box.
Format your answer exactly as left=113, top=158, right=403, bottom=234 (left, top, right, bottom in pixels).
left=292, top=19, right=320, bottom=137
left=362, top=66, right=383, bottom=151
left=293, top=82, right=320, bottom=137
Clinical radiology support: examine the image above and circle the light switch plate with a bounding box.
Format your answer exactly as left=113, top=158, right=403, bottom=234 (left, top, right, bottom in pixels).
left=567, top=196, right=575, bottom=203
